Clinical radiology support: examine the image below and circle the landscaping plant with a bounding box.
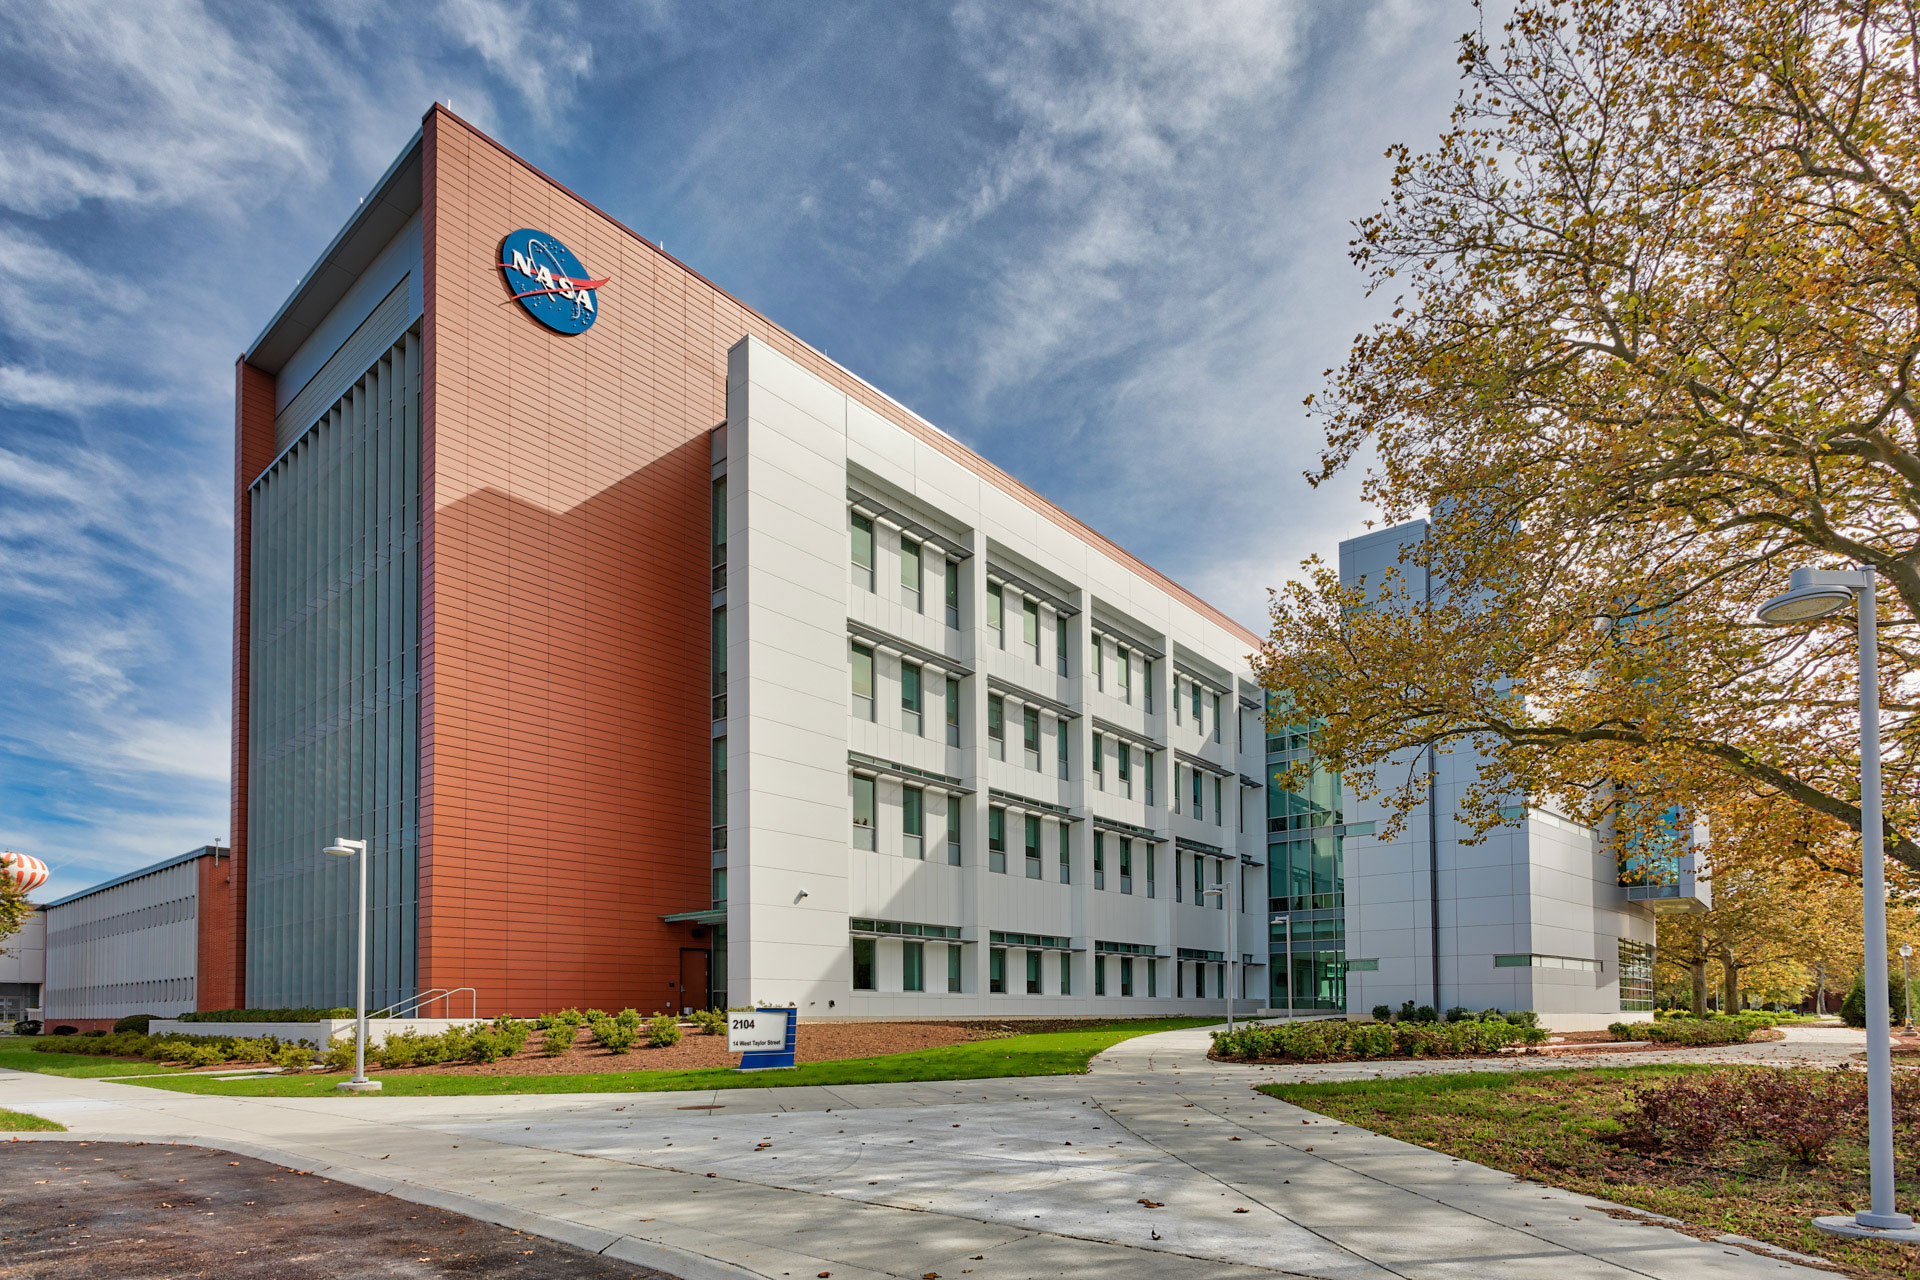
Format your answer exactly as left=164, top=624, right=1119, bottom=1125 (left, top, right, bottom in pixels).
left=1211, top=1017, right=1544, bottom=1063
left=646, top=1013, right=682, bottom=1048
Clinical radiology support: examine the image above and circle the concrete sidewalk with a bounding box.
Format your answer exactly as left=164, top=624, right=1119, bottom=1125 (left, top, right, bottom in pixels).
left=0, top=1026, right=1851, bottom=1279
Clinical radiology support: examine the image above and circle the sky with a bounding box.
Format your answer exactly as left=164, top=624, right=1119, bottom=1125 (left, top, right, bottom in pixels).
left=0, top=0, right=1475, bottom=902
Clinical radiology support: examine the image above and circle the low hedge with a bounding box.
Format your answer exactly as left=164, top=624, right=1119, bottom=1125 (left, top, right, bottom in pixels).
left=1608, top=1016, right=1764, bottom=1045
left=177, top=1007, right=357, bottom=1023
left=1211, top=1018, right=1546, bottom=1063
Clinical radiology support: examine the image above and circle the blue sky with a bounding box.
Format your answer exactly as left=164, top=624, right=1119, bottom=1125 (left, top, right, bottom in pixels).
left=0, top=0, right=1472, bottom=902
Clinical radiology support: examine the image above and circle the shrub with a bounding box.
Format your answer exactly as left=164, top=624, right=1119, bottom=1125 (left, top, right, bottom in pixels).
left=112, top=1015, right=156, bottom=1034
left=541, top=1023, right=577, bottom=1057
left=646, top=1013, right=682, bottom=1048
left=1397, top=1000, right=1417, bottom=1023
left=273, top=1044, right=315, bottom=1070
left=1608, top=1021, right=1648, bottom=1041
left=591, top=1016, right=639, bottom=1053
left=321, top=1038, right=358, bottom=1072
left=1211, top=1018, right=1537, bottom=1063
left=691, top=1008, right=727, bottom=1036
left=1744, top=1068, right=1863, bottom=1163
left=51, top=1025, right=78, bottom=1036
left=1370, top=1004, right=1392, bottom=1022
left=179, top=1008, right=355, bottom=1023
left=1840, top=973, right=1910, bottom=1027
left=1413, top=1005, right=1439, bottom=1024
left=615, top=1008, right=643, bottom=1030
left=1502, top=1010, right=1540, bottom=1028
left=1611, top=1074, right=1743, bottom=1153
left=1444, top=1006, right=1471, bottom=1023
left=1637, top=1018, right=1757, bottom=1046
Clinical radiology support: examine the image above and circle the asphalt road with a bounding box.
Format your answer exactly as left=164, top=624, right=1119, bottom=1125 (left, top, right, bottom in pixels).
left=0, top=1140, right=679, bottom=1279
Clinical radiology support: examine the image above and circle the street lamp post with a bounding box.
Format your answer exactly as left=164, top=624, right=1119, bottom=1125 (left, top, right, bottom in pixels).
left=1202, top=871, right=1237, bottom=1033
left=1902, top=944, right=1914, bottom=1034
left=322, top=837, right=381, bottom=1093
left=1758, top=566, right=1913, bottom=1239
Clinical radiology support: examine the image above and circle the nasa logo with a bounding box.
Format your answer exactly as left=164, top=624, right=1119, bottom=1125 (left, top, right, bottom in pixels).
left=498, top=229, right=606, bottom=334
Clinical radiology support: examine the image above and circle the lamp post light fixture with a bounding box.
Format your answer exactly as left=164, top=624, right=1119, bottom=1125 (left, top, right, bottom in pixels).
left=322, top=837, right=381, bottom=1093
left=1757, top=566, right=1914, bottom=1239
left=1202, top=873, right=1237, bottom=1033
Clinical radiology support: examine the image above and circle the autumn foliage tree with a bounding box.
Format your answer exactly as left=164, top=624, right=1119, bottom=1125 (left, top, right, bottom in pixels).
left=1260, top=0, right=1920, bottom=874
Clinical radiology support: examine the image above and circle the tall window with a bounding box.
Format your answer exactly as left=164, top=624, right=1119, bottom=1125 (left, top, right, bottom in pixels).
left=1026, top=949, right=1042, bottom=994
left=948, top=944, right=963, bottom=992
left=711, top=477, right=727, bottom=590
left=901, top=663, right=923, bottom=735
left=1175, top=679, right=1183, bottom=723
left=946, top=676, right=961, bottom=746
left=1176, top=852, right=1183, bottom=902
left=1119, top=838, right=1133, bottom=895
left=1093, top=832, right=1106, bottom=890
left=1095, top=956, right=1106, bottom=996
left=988, top=583, right=1004, bottom=645
left=1023, top=706, right=1041, bottom=769
left=1117, top=646, right=1131, bottom=702
left=1024, top=814, right=1042, bottom=879
left=947, top=802, right=962, bottom=866
left=1059, top=829, right=1071, bottom=882
left=1145, top=751, right=1156, bottom=806
left=1192, top=681, right=1203, bottom=724
left=945, top=559, right=960, bottom=628
left=903, top=786, right=924, bottom=859
left=988, top=695, right=1005, bottom=760
left=1147, top=960, right=1158, bottom=998
left=850, top=643, right=875, bottom=720
left=901, top=539, right=922, bottom=612
left=988, top=806, right=1007, bottom=873
left=1213, top=857, right=1224, bottom=908
left=1059, top=952, right=1072, bottom=996
left=1145, top=846, right=1156, bottom=899
left=1192, top=768, right=1204, bottom=820
left=1093, top=734, right=1105, bottom=788
left=990, top=947, right=1006, bottom=994
left=1213, top=775, right=1224, bottom=827
left=852, top=937, right=875, bottom=990
left=852, top=775, right=876, bottom=850
left=1143, top=657, right=1154, bottom=713
left=1120, top=957, right=1134, bottom=998
left=1056, top=620, right=1068, bottom=675
left=1118, top=742, right=1132, bottom=799
left=851, top=512, right=875, bottom=590
left=711, top=735, right=727, bottom=854
left=1093, top=636, right=1104, bottom=690
left=1057, top=723, right=1069, bottom=779
left=1213, top=693, right=1223, bottom=742
left=1193, top=854, right=1203, bottom=902
left=711, top=606, right=727, bottom=719
left=903, top=941, right=924, bottom=992
left=1023, top=599, right=1040, bottom=660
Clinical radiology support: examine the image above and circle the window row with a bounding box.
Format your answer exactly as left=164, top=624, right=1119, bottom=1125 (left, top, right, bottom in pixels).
left=852, top=510, right=964, bottom=627
left=847, top=938, right=1233, bottom=1001
left=850, top=642, right=963, bottom=746
left=1173, top=763, right=1228, bottom=827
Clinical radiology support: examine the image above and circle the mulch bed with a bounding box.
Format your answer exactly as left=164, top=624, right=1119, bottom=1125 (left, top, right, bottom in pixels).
left=0, top=1140, right=670, bottom=1279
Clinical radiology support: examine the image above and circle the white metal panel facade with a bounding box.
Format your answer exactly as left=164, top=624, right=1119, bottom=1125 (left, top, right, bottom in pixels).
left=44, top=857, right=202, bottom=1020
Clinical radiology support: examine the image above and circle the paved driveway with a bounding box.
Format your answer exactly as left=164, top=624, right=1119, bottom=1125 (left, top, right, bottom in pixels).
left=0, top=1024, right=1863, bottom=1279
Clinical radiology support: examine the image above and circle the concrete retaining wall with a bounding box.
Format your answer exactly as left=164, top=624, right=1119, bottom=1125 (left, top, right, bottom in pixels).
left=149, top=1018, right=487, bottom=1046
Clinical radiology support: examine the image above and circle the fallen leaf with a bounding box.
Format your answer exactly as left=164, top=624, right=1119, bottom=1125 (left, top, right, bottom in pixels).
left=1234, top=1208, right=1250, bottom=1214
left=1138, top=1199, right=1164, bottom=1209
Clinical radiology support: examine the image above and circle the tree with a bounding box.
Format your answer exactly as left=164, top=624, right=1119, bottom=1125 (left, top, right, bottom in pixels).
left=0, top=868, right=28, bottom=956
left=1260, top=0, right=1920, bottom=874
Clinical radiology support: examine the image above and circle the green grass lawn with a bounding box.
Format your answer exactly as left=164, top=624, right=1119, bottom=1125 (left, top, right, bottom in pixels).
left=0, top=1107, right=64, bottom=1132
left=1265, top=1066, right=1920, bottom=1280
left=0, top=1047, right=188, bottom=1079
left=123, top=1017, right=1221, bottom=1098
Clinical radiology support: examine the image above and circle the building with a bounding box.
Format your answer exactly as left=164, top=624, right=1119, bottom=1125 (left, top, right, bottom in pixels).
left=0, top=909, right=45, bottom=1024
left=220, top=105, right=1271, bottom=1018
left=30, top=846, right=234, bottom=1029
left=1323, top=521, right=1703, bottom=1030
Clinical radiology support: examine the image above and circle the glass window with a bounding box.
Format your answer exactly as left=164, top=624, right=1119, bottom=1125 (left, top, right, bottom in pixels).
left=902, top=663, right=923, bottom=735
left=1193, top=854, right=1204, bottom=901
left=946, top=676, right=961, bottom=747
left=1093, top=734, right=1104, bottom=787
left=1175, top=679, right=1183, bottom=723
left=1060, top=830, right=1071, bottom=882
left=711, top=477, right=728, bottom=589
left=901, top=539, right=922, bottom=610
left=1192, top=768, right=1204, bottom=819
left=1214, top=775, right=1223, bottom=827
left=711, top=606, right=727, bottom=719
left=948, top=803, right=962, bottom=865
left=948, top=943, right=963, bottom=992
left=990, top=947, right=1006, bottom=993
left=1025, top=814, right=1042, bottom=879
left=1145, top=846, right=1156, bottom=899
left=903, top=786, right=924, bottom=859
left=1117, top=646, right=1131, bottom=702
left=853, top=937, right=875, bottom=991
left=1148, top=959, right=1158, bottom=998
left=1213, top=694, right=1223, bottom=742
left=1143, top=658, right=1154, bottom=712
left=1192, top=681, right=1203, bottom=723
left=1023, top=599, right=1040, bottom=658
left=1118, top=742, right=1132, bottom=798
left=1023, top=706, right=1040, bottom=767
left=988, top=807, right=1007, bottom=873
left=1120, top=957, right=1134, bottom=998
left=988, top=695, right=1005, bottom=760
left=852, top=512, right=875, bottom=590
left=1093, top=831, right=1107, bottom=890
left=1213, top=857, right=1224, bottom=909
left=1619, top=939, right=1654, bottom=1012
left=1176, top=851, right=1183, bottom=902
left=1119, top=838, right=1133, bottom=895
left=903, top=941, right=924, bottom=992
left=1058, top=723, right=1069, bottom=779
left=1195, top=961, right=1207, bottom=999
left=988, top=583, right=1004, bottom=641
left=945, top=559, right=960, bottom=628
left=1026, top=949, right=1042, bottom=994
left=852, top=775, right=876, bottom=850
left=1056, top=620, right=1068, bottom=675
left=1093, top=637, right=1103, bottom=689
left=1059, top=952, right=1072, bottom=996
left=1145, top=751, right=1155, bottom=806
left=851, top=643, right=875, bottom=720
left=711, top=736, right=728, bottom=839
left=1095, top=955, right=1106, bottom=997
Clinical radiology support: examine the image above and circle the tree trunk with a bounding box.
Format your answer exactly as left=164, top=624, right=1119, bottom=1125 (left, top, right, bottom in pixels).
left=1690, top=958, right=1709, bottom=1016
left=1721, top=948, right=1739, bottom=1012
left=1814, top=962, right=1827, bottom=1015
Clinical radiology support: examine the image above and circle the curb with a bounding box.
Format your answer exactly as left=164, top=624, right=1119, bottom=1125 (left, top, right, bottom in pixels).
left=5, top=1130, right=762, bottom=1280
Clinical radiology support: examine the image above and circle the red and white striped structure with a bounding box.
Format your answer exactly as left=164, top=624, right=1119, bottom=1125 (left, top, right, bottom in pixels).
left=0, top=852, right=48, bottom=894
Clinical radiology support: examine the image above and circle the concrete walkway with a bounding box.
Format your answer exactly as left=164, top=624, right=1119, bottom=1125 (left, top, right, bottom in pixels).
left=0, top=1025, right=1865, bottom=1280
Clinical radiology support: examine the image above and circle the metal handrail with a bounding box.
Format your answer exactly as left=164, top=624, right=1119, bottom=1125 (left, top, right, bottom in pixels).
left=370, top=987, right=478, bottom=1020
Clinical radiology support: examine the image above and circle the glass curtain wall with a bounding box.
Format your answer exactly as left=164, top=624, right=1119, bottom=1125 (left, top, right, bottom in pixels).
left=1265, top=699, right=1345, bottom=1012
left=247, top=328, right=421, bottom=1011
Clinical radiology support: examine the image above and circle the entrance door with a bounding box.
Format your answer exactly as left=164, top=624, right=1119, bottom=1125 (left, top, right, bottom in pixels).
left=679, top=948, right=711, bottom=1015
